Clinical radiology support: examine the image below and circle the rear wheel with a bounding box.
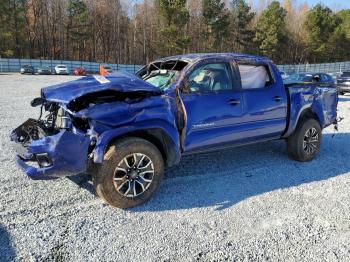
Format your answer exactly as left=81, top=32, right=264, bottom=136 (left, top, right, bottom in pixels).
left=287, top=118, right=322, bottom=162
left=93, top=137, right=164, bottom=208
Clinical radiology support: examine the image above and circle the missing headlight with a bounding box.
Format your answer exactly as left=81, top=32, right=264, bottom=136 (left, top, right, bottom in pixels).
left=55, top=108, right=72, bottom=130
left=35, top=153, right=52, bottom=167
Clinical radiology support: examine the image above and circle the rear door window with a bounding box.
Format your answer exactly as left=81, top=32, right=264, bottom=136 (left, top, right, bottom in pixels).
left=238, top=64, right=273, bottom=89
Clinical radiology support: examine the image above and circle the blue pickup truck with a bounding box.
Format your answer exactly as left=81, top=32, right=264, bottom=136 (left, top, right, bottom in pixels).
left=11, top=53, right=338, bottom=208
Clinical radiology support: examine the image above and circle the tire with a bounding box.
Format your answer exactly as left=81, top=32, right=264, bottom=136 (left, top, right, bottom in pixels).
left=340, top=92, right=345, bottom=95
left=287, top=118, right=322, bottom=162
left=92, top=137, right=164, bottom=208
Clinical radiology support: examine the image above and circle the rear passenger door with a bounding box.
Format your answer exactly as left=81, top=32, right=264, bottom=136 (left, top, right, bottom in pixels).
left=235, top=60, right=288, bottom=140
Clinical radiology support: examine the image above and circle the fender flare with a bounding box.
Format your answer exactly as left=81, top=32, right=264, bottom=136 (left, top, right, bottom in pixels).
left=92, top=121, right=181, bottom=166
left=284, top=104, right=324, bottom=137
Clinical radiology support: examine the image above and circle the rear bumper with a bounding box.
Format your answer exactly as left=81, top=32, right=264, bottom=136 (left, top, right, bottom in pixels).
left=56, top=71, right=69, bottom=75
left=11, top=120, right=91, bottom=180
left=20, top=70, right=34, bottom=74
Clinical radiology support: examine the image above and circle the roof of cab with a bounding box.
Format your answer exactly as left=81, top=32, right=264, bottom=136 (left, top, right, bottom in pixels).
left=155, top=53, right=271, bottom=63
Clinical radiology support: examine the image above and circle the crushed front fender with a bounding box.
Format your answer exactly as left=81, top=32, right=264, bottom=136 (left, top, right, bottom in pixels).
left=11, top=122, right=90, bottom=180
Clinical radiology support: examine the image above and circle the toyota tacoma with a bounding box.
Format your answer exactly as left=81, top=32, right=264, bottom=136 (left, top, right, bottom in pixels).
left=11, top=53, right=339, bottom=208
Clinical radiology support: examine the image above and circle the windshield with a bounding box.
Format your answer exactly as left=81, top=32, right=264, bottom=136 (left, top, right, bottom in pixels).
left=287, top=74, right=313, bottom=82
left=57, top=66, right=66, bottom=69
left=137, top=59, right=188, bottom=90
left=145, top=71, right=177, bottom=90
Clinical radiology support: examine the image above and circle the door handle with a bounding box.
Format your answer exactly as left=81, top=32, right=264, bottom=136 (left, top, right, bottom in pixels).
left=273, top=96, right=282, bottom=102
left=228, top=99, right=241, bottom=106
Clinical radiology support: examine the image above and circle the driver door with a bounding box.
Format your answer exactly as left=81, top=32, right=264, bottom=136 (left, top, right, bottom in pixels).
left=180, top=60, right=243, bottom=153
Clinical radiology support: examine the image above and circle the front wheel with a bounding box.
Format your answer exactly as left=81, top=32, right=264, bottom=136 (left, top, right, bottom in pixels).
left=287, top=118, right=322, bottom=162
left=92, top=137, right=164, bottom=208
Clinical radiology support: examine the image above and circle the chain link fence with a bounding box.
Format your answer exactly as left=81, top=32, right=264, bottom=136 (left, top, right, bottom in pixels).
left=277, top=62, right=350, bottom=75
left=1, top=57, right=350, bottom=75
left=0, top=58, right=143, bottom=74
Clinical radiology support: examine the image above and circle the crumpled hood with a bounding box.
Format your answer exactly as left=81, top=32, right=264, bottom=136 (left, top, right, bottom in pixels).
left=41, top=71, right=161, bottom=104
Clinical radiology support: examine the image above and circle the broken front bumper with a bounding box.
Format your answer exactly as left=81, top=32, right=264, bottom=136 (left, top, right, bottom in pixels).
left=10, top=119, right=91, bottom=180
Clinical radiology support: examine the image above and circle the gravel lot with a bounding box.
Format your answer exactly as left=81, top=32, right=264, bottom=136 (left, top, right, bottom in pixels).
left=1, top=74, right=350, bottom=261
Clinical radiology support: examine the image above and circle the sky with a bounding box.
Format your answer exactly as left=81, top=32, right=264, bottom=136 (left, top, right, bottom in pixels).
left=305, top=0, right=350, bottom=9
left=251, top=0, right=350, bottom=10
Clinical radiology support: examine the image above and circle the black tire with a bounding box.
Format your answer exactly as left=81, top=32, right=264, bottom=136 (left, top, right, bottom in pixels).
left=340, top=92, right=345, bottom=95
left=287, top=118, right=322, bottom=162
left=92, top=137, right=164, bottom=208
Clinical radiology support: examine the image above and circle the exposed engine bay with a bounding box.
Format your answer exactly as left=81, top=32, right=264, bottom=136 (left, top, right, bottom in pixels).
left=10, top=67, right=184, bottom=179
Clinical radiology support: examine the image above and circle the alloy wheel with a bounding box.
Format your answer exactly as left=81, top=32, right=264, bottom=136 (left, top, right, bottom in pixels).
left=303, top=128, right=319, bottom=155
left=113, top=153, right=154, bottom=198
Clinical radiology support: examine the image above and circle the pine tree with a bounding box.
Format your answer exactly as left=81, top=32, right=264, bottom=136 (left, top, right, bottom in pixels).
left=337, top=10, right=350, bottom=39
left=229, top=0, right=256, bottom=53
left=156, top=0, right=191, bottom=55
left=304, top=4, right=340, bottom=62
left=202, top=0, right=230, bottom=52
left=0, top=0, right=27, bottom=57
left=332, top=10, right=350, bottom=61
left=254, top=1, right=287, bottom=61
left=66, top=0, right=91, bottom=60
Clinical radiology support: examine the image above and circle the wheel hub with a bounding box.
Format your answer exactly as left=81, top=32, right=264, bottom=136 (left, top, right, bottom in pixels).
left=128, top=169, right=139, bottom=180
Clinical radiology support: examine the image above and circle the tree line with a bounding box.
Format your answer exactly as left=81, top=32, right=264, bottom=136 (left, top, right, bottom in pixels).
left=1, top=0, right=350, bottom=65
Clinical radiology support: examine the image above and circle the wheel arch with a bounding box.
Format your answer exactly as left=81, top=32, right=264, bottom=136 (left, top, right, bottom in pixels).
left=298, top=107, right=321, bottom=125
left=93, top=126, right=181, bottom=168
left=284, top=105, right=324, bottom=138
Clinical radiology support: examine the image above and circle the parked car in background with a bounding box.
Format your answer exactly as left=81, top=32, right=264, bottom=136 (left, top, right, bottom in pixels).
left=36, top=66, right=52, bottom=75
left=328, top=72, right=339, bottom=81
left=280, top=71, right=289, bottom=80
left=284, top=73, right=334, bottom=85
left=11, top=53, right=339, bottom=208
left=20, top=65, right=35, bottom=74
left=54, top=65, right=69, bottom=75
left=74, top=67, right=87, bottom=76
left=337, top=71, right=350, bottom=95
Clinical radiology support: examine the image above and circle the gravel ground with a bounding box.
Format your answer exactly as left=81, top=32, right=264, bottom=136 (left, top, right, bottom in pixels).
left=1, top=74, right=350, bottom=261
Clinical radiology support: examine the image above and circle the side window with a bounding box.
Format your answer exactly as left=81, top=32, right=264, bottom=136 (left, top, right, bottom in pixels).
left=187, top=63, right=232, bottom=92
left=238, top=64, right=273, bottom=89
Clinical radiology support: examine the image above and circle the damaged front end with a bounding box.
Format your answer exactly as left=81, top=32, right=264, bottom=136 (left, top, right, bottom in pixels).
left=10, top=72, right=180, bottom=180
left=10, top=103, right=91, bottom=180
